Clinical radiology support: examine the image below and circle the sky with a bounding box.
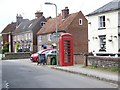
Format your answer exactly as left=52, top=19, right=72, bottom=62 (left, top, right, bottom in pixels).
left=0, top=0, right=113, bottom=33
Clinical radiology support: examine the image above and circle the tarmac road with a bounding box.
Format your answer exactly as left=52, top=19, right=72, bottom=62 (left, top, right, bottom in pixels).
left=2, top=59, right=118, bottom=88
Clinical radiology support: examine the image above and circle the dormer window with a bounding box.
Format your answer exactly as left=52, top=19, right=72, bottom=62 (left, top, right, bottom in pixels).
left=79, top=19, right=83, bottom=25
left=41, top=21, right=46, bottom=27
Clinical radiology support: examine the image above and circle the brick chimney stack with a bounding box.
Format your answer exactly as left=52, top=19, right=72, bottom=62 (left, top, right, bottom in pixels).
left=16, top=14, right=23, bottom=26
left=62, top=7, right=69, bottom=19
left=35, top=11, right=43, bottom=18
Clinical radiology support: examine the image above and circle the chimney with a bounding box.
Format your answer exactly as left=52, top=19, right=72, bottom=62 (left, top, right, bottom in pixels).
left=46, top=16, right=52, bottom=21
left=35, top=11, right=43, bottom=18
left=62, top=7, right=69, bottom=19
left=16, top=14, right=23, bottom=26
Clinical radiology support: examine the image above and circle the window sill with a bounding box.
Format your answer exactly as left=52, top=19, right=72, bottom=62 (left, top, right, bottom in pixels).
left=99, top=49, right=106, bottom=52
left=98, top=27, right=106, bottom=30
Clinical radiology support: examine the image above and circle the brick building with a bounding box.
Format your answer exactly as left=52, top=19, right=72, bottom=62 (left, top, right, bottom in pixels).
left=1, top=22, right=16, bottom=52
left=37, top=7, right=88, bottom=64
left=13, top=12, right=46, bottom=53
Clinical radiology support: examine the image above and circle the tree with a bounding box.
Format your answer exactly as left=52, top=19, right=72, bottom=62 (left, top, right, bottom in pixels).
left=15, top=42, right=20, bottom=52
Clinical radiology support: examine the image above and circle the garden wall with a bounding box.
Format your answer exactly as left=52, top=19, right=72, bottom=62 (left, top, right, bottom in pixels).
left=87, top=56, right=120, bottom=68
left=4, top=52, right=31, bottom=59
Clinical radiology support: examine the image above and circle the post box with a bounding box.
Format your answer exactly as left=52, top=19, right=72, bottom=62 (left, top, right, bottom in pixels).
left=59, top=33, right=74, bottom=66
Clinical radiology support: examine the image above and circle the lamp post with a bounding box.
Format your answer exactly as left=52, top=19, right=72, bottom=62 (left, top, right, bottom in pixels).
left=44, top=2, right=58, bottom=35
left=45, top=2, right=59, bottom=65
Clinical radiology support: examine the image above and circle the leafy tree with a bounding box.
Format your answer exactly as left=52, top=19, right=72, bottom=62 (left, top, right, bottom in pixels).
left=2, top=41, right=9, bottom=54
left=15, top=42, right=20, bottom=52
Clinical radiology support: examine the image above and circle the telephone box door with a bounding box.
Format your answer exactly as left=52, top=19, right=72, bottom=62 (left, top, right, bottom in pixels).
left=59, top=33, right=74, bottom=66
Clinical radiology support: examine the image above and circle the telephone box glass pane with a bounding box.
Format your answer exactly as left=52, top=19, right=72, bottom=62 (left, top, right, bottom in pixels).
left=64, top=40, right=71, bottom=62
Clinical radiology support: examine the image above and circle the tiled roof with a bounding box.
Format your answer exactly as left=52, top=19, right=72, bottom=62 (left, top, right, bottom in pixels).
left=1, top=22, right=16, bottom=34
left=13, top=16, right=46, bottom=34
left=13, top=19, right=30, bottom=34
left=87, top=0, right=120, bottom=16
left=37, top=12, right=78, bottom=35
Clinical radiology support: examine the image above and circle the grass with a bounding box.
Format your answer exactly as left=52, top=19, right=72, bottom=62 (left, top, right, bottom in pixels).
left=83, top=65, right=119, bottom=72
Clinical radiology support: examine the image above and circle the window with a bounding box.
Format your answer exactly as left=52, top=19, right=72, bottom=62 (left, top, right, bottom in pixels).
left=18, top=35, right=20, bottom=41
left=22, top=35, right=24, bottom=41
left=79, top=19, right=83, bottom=25
left=25, top=34, right=28, bottom=40
left=99, top=16, right=106, bottom=28
left=28, top=33, right=32, bottom=40
left=47, top=34, right=52, bottom=41
left=99, top=35, right=106, bottom=52
left=14, top=36, right=16, bottom=41
left=38, top=36, right=42, bottom=43
left=41, top=21, right=46, bottom=27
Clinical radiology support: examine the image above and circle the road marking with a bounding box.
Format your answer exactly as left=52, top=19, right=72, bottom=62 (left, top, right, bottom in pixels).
left=3, top=81, right=10, bottom=89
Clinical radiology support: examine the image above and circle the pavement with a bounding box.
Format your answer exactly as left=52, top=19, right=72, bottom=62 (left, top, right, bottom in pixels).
left=48, top=64, right=119, bottom=84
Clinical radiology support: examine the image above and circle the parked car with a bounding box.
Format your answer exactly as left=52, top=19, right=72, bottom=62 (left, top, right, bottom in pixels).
left=30, top=48, right=52, bottom=62
left=45, top=49, right=57, bottom=58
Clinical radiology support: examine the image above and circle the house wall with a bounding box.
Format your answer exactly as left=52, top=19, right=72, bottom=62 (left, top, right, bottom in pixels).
left=118, top=11, right=120, bottom=51
left=2, top=34, right=9, bottom=47
left=13, top=32, right=33, bottom=52
left=67, top=12, right=88, bottom=54
left=87, top=11, right=119, bottom=54
left=33, top=17, right=46, bottom=53
left=37, top=32, right=64, bottom=51
left=118, top=35, right=120, bottom=52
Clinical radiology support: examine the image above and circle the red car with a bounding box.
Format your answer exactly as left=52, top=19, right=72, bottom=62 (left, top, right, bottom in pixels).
left=30, top=48, right=53, bottom=62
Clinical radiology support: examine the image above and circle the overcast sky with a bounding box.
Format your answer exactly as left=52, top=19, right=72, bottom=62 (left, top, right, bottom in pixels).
left=0, top=0, right=113, bottom=33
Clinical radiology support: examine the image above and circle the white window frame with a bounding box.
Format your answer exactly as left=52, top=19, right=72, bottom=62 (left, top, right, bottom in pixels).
left=99, top=16, right=106, bottom=28
left=18, top=35, right=20, bottom=41
left=22, top=35, right=24, bottom=41
left=25, top=34, right=28, bottom=40
left=38, top=36, right=42, bottom=43
left=47, top=34, right=52, bottom=41
left=79, top=19, right=83, bottom=25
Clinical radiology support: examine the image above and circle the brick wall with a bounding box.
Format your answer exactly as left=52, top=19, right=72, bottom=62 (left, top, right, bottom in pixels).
left=4, top=52, right=31, bottom=59
left=74, top=54, right=85, bottom=64
left=67, top=11, right=88, bottom=54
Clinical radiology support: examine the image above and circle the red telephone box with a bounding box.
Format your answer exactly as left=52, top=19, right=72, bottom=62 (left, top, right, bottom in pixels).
left=59, top=33, right=74, bottom=66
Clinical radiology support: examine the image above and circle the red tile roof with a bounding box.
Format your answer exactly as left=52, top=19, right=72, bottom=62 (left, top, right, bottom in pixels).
left=37, top=12, right=79, bottom=35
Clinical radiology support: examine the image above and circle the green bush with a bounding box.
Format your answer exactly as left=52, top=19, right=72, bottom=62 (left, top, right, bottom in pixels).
left=15, top=42, right=20, bottom=52
left=2, top=48, right=9, bottom=54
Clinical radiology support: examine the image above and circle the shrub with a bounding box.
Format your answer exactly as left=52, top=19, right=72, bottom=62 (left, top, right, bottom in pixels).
left=2, top=48, right=9, bottom=54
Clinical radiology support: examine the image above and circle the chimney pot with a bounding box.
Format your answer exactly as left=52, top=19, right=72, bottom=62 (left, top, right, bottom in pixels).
left=62, top=7, right=69, bottom=19
left=35, top=11, right=43, bottom=18
left=16, top=14, right=23, bottom=26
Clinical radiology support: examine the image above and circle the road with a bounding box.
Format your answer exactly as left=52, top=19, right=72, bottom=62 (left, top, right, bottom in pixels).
left=2, top=59, right=117, bottom=88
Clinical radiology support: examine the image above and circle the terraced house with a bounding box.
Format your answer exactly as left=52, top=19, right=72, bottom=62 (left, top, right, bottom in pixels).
left=87, top=0, right=120, bottom=56
left=13, top=12, right=46, bottom=53
left=37, top=7, right=88, bottom=64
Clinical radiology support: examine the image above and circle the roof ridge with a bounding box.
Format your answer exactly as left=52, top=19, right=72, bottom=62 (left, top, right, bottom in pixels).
left=87, top=0, right=120, bottom=16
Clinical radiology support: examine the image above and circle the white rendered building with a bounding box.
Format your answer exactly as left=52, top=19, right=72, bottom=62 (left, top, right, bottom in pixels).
left=87, top=0, right=120, bottom=56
